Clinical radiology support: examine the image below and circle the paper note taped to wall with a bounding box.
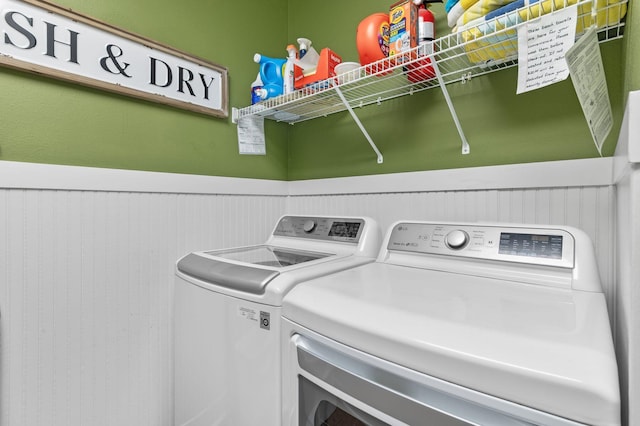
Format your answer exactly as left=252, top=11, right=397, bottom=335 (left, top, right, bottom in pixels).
left=516, top=5, right=577, bottom=94
left=237, top=115, right=266, bottom=155
left=565, top=27, right=612, bottom=155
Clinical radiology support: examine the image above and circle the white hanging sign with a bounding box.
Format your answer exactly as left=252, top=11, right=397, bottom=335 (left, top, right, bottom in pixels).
left=237, top=115, right=266, bottom=155
left=516, top=5, right=577, bottom=94
left=565, top=27, right=612, bottom=155
left=0, top=0, right=228, bottom=118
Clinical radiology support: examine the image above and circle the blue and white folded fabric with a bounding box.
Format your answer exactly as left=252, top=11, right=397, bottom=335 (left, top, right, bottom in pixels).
left=445, top=0, right=461, bottom=12
left=455, top=0, right=518, bottom=28
left=484, top=0, right=535, bottom=19
left=447, top=0, right=482, bottom=27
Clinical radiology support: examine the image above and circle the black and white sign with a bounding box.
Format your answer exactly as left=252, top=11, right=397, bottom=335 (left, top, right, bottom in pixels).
left=0, top=0, right=228, bottom=117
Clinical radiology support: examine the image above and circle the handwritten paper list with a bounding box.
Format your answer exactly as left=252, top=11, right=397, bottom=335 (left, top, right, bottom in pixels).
left=516, top=5, right=578, bottom=94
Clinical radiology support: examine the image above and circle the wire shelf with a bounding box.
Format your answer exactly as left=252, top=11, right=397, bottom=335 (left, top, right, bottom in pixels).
left=234, top=0, right=626, bottom=125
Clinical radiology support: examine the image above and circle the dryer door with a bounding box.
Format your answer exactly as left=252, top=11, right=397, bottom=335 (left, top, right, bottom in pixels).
left=285, top=331, right=579, bottom=426
left=294, top=335, right=475, bottom=426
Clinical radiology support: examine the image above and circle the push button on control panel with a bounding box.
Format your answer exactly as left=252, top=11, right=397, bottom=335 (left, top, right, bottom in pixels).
left=430, top=228, right=445, bottom=248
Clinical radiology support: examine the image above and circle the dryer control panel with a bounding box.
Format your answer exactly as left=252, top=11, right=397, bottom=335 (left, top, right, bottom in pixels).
left=387, top=222, right=575, bottom=269
left=273, top=216, right=365, bottom=243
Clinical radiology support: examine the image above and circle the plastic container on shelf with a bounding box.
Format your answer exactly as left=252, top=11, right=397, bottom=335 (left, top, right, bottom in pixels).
left=254, top=53, right=286, bottom=99
left=284, top=45, right=297, bottom=94
left=297, top=37, right=312, bottom=59
left=250, top=73, right=266, bottom=104
left=334, top=62, right=361, bottom=85
left=356, top=12, right=391, bottom=75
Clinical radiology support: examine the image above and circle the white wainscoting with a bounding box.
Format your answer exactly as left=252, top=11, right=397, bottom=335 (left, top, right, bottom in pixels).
left=0, top=188, right=286, bottom=426
left=0, top=158, right=619, bottom=426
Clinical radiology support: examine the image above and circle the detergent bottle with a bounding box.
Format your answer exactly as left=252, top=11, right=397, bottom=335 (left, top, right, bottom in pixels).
left=254, top=53, right=287, bottom=99
left=250, top=72, right=266, bottom=104
left=283, top=44, right=297, bottom=94
left=356, top=12, right=390, bottom=75
left=407, top=0, right=441, bottom=83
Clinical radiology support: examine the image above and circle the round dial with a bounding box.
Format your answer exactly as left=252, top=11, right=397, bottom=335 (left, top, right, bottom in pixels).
left=303, top=220, right=316, bottom=233
left=445, top=230, right=469, bottom=250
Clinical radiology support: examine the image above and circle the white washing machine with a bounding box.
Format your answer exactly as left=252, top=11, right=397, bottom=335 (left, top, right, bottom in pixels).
left=174, top=215, right=381, bottom=426
left=282, top=221, right=620, bottom=426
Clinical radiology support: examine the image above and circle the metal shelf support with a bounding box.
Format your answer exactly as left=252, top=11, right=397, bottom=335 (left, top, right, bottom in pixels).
left=431, top=52, right=470, bottom=155
left=333, top=85, right=384, bottom=164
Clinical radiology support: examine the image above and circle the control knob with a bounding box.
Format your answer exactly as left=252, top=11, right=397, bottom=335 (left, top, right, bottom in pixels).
left=445, top=229, right=469, bottom=250
left=303, top=220, right=316, bottom=233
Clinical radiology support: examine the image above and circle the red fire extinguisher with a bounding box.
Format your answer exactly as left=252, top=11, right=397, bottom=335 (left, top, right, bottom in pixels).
left=407, top=0, right=442, bottom=83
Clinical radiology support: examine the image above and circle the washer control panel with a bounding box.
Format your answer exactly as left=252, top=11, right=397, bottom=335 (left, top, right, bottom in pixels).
left=273, top=216, right=365, bottom=243
left=387, top=222, right=575, bottom=268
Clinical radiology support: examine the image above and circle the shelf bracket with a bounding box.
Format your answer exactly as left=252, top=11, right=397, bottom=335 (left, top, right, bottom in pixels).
left=431, top=54, right=471, bottom=155
left=334, top=85, right=384, bottom=164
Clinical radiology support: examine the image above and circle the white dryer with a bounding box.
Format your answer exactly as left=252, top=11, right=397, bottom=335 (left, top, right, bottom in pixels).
left=281, top=221, right=620, bottom=426
left=174, top=215, right=381, bottom=426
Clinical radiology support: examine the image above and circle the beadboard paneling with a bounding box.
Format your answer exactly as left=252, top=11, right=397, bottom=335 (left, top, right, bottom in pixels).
left=0, top=166, right=618, bottom=426
left=0, top=189, right=286, bottom=426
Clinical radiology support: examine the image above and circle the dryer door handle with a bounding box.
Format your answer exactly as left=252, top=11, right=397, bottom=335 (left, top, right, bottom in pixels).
left=293, top=334, right=568, bottom=426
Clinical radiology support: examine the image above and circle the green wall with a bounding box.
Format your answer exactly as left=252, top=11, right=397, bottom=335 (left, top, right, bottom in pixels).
left=0, top=0, right=633, bottom=180
left=287, top=0, right=627, bottom=180
left=0, top=0, right=289, bottom=179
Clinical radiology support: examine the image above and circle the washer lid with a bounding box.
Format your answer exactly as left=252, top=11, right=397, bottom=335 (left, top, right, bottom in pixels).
left=177, top=245, right=334, bottom=295
left=282, top=262, right=620, bottom=425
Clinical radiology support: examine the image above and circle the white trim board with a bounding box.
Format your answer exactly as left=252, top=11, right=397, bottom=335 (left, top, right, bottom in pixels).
left=288, top=158, right=614, bottom=195
left=0, top=157, right=614, bottom=195
left=0, top=161, right=289, bottom=195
